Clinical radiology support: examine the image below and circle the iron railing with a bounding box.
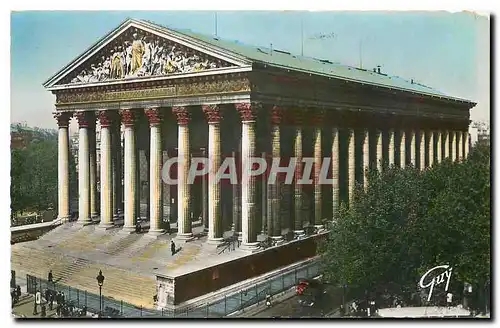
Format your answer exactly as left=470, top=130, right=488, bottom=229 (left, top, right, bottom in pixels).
left=25, top=259, right=320, bottom=318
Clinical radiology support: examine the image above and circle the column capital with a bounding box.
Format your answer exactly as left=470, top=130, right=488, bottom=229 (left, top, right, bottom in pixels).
left=75, top=111, right=95, bottom=128
left=98, top=111, right=118, bottom=128
left=172, top=106, right=190, bottom=125
left=202, top=104, right=222, bottom=124
left=236, top=102, right=261, bottom=122
left=270, top=106, right=283, bottom=125
left=120, top=109, right=136, bottom=127
left=145, top=108, right=163, bottom=126
left=54, top=112, right=72, bottom=128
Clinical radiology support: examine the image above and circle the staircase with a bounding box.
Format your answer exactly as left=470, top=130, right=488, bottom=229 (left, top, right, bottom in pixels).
left=56, top=258, right=91, bottom=284
left=104, top=234, right=143, bottom=256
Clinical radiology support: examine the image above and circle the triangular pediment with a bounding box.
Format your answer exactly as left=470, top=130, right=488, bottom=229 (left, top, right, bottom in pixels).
left=45, top=19, right=251, bottom=89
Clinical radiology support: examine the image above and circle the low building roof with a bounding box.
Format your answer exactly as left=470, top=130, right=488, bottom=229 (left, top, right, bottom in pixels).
left=143, top=19, right=465, bottom=101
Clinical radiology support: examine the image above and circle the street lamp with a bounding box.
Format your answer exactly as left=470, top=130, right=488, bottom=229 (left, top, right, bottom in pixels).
left=96, top=270, right=105, bottom=316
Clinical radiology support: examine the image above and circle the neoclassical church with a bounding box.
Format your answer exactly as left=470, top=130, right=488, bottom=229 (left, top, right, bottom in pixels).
left=36, top=18, right=475, bottom=306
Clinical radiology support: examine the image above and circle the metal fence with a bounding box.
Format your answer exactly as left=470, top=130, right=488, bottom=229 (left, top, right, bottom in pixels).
left=26, top=259, right=320, bottom=318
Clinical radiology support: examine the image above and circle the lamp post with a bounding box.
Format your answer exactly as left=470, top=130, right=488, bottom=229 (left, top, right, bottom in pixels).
left=96, top=270, right=105, bottom=316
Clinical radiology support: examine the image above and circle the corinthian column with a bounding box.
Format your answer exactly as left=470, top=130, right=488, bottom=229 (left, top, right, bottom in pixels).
left=203, top=104, right=223, bottom=244
left=436, top=131, right=443, bottom=163
left=362, top=129, right=369, bottom=190
left=98, top=111, right=114, bottom=228
left=444, top=131, right=450, bottom=159
left=332, top=127, right=340, bottom=219
left=347, top=129, right=355, bottom=204
left=75, top=112, right=93, bottom=225
left=89, top=119, right=98, bottom=219
left=55, top=112, right=72, bottom=222
left=400, top=130, right=406, bottom=168
left=451, top=131, right=457, bottom=162
left=269, top=106, right=283, bottom=240
left=121, top=109, right=137, bottom=232
left=292, top=110, right=304, bottom=237
left=145, top=108, right=165, bottom=236
left=172, top=106, right=193, bottom=240
left=388, top=129, right=395, bottom=167
left=464, top=131, right=470, bottom=158
left=419, top=130, right=426, bottom=170
left=409, top=130, right=416, bottom=166
left=375, top=130, right=383, bottom=172
left=312, top=112, right=324, bottom=228
left=236, top=103, right=260, bottom=250
left=457, top=131, right=463, bottom=161
left=428, top=131, right=435, bottom=167
left=112, top=121, right=122, bottom=218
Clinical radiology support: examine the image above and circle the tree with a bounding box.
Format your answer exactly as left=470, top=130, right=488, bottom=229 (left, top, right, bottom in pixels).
left=10, top=126, right=77, bottom=222
left=320, top=144, right=490, bottom=309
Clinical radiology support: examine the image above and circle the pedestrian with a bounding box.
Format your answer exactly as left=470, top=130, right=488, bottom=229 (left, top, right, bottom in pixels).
left=11, top=290, right=16, bottom=307
left=446, top=292, right=453, bottom=308
left=16, top=285, right=21, bottom=299
left=49, top=292, right=54, bottom=311
left=48, top=270, right=53, bottom=283
left=171, top=240, right=176, bottom=256
left=33, top=299, right=38, bottom=315
left=61, top=292, right=65, bottom=305
left=41, top=304, right=46, bottom=318
left=45, top=289, right=50, bottom=304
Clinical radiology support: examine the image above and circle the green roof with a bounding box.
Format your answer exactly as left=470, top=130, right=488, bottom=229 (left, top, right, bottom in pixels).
left=143, top=19, right=458, bottom=100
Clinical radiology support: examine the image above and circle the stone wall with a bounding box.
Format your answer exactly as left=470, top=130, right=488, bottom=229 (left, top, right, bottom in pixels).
left=161, top=233, right=326, bottom=305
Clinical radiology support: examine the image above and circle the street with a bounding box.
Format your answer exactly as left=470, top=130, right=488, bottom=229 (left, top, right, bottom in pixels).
left=251, top=289, right=342, bottom=318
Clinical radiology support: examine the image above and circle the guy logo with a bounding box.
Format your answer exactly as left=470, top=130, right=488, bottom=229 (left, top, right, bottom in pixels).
left=419, top=265, right=453, bottom=302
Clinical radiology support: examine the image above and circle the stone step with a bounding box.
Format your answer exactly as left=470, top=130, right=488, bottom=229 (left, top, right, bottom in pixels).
left=104, top=234, right=142, bottom=256
left=11, top=245, right=157, bottom=308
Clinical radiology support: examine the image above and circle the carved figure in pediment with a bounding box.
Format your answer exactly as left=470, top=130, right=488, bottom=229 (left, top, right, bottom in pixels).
left=110, top=47, right=125, bottom=79
left=131, top=33, right=145, bottom=75
left=124, top=41, right=133, bottom=76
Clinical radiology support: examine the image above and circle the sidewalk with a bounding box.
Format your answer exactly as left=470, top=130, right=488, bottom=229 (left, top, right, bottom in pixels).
left=11, top=294, right=97, bottom=319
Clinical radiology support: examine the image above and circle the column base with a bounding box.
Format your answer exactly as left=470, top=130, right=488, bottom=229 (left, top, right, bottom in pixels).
left=57, top=216, right=70, bottom=223
left=207, top=237, right=224, bottom=245
left=121, top=226, right=136, bottom=234
left=77, top=218, right=93, bottom=226
left=175, top=233, right=194, bottom=243
left=240, top=242, right=260, bottom=252
left=294, top=230, right=306, bottom=238
left=147, top=229, right=166, bottom=238
left=97, top=223, right=115, bottom=230
left=314, top=224, right=324, bottom=230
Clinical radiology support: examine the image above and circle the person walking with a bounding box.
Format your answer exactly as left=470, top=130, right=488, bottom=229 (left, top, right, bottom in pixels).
left=48, top=270, right=53, bottom=283
left=171, top=240, right=176, bottom=256
left=49, top=291, right=54, bottom=311
left=16, top=285, right=21, bottom=299
left=41, top=304, right=46, bottom=318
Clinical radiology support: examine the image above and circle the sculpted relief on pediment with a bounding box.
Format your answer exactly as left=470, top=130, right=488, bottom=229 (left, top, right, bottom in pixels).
left=59, top=27, right=234, bottom=85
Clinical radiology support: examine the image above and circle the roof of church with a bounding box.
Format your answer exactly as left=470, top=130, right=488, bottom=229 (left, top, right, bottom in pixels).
left=140, top=19, right=465, bottom=101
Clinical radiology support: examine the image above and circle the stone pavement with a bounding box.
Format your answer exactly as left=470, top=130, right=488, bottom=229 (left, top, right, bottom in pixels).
left=11, top=221, right=254, bottom=309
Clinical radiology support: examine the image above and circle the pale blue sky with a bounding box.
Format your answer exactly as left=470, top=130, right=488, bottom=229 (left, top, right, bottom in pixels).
left=10, top=11, right=490, bottom=131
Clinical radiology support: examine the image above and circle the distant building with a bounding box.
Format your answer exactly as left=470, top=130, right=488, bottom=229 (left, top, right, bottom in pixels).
left=11, top=123, right=57, bottom=149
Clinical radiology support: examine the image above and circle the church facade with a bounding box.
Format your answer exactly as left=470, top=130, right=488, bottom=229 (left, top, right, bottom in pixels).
left=45, top=18, right=475, bottom=253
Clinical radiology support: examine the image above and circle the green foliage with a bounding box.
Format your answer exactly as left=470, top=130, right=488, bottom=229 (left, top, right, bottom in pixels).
left=10, top=127, right=78, bottom=219
left=321, top=144, right=490, bottom=303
